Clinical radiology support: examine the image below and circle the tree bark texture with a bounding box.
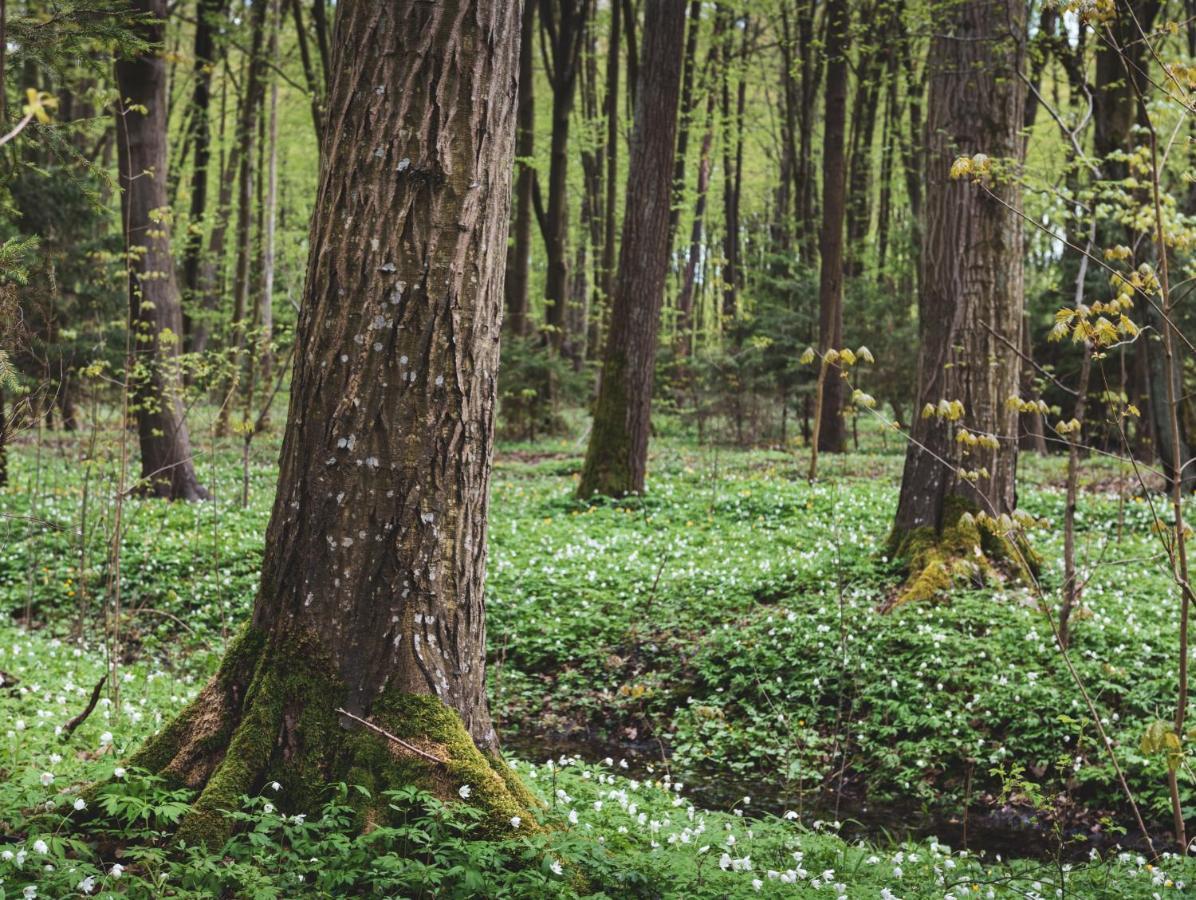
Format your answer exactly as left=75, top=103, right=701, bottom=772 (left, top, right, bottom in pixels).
left=115, top=0, right=208, bottom=501
left=578, top=0, right=688, bottom=499
left=891, top=0, right=1026, bottom=536
left=126, top=0, right=530, bottom=847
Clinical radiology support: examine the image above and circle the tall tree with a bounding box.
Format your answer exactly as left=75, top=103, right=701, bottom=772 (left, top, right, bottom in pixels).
left=180, top=0, right=228, bottom=353
left=812, top=0, right=848, bottom=456
left=539, top=0, right=592, bottom=352
left=578, top=0, right=688, bottom=499
left=504, top=0, right=536, bottom=337
left=889, top=0, right=1026, bottom=563
left=124, top=0, right=529, bottom=846
left=115, top=0, right=208, bottom=501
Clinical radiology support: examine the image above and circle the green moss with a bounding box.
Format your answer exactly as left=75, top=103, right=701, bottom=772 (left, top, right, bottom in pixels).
left=160, top=628, right=536, bottom=847
left=888, top=495, right=1035, bottom=608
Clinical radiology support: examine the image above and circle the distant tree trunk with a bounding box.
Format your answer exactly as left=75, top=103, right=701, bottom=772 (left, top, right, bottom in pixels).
left=844, top=1, right=886, bottom=278
left=891, top=0, right=1026, bottom=540
left=578, top=0, right=687, bottom=499
left=0, top=386, right=7, bottom=488
left=814, top=0, right=848, bottom=455
left=667, top=0, right=702, bottom=254
left=181, top=0, right=228, bottom=353
left=115, top=0, right=208, bottom=501
left=258, top=0, right=280, bottom=391
left=796, top=0, right=821, bottom=264
left=218, top=0, right=269, bottom=435
left=599, top=0, right=621, bottom=320
left=504, top=0, right=535, bottom=337
left=539, top=0, right=591, bottom=353
left=719, top=6, right=746, bottom=321
left=289, top=0, right=324, bottom=138
left=125, top=0, right=527, bottom=849
left=677, top=15, right=726, bottom=349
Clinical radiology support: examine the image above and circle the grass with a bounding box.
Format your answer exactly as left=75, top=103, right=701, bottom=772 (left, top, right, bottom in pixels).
left=1, top=412, right=1194, bottom=895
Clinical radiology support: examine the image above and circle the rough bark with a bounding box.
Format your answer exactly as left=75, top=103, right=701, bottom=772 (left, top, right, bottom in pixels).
left=115, top=0, right=208, bottom=501
left=891, top=0, right=1026, bottom=546
left=578, top=0, right=688, bottom=499
left=123, top=0, right=531, bottom=847
left=814, top=0, right=848, bottom=455
left=504, top=0, right=535, bottom=337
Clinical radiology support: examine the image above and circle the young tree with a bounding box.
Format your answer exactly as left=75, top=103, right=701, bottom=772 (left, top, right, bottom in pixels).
left=888, top=0, right=1027, bottom=597
left=123, top=0, right=531, bottom=845
left=115, top=0, right=208, bottom=501
left=577, top=0, right=688, bottom=499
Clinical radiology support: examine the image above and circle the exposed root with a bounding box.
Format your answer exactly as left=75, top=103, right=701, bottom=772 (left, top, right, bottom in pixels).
left=106, top=627, right=538, bottom=849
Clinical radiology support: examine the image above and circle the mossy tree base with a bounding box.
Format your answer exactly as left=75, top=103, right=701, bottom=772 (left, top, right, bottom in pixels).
left=884, top=496, right=1040, bottom=611
left=124, top=628, right=538, bottom=849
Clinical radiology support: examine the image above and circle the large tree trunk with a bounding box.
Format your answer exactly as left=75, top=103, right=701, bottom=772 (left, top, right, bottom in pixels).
left=890, top=0, right=1026, bottom=549
left=577, top=0, right=687, bottom=499
left=115, top=0, right=208, bottom=501
left=125, top=0, right=530, bottom=847
left=504, top=0, right=535, bottom=337
left=814, top=0, right=848, bottom=455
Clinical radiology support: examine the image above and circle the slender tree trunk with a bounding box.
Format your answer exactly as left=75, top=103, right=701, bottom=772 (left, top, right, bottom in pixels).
left=115, top=0, right=208, bottom=501
left=504, top=0, right=535, bottom=337
left=181, top=0, right=227, bottom=353
left=125, top=0, right=527, bottom=849
left=289, top=0, right=324, bottom=138
left=540, top=0, right=591, bottom=353
left=258, top=0, right=280, bottom=394
left=667, top=0, right=702, bottom=253
left=578, top=0, right=688, bottom=499
left=218, top=0, right=269, bottom=435
left=814, top=0, right=848, bottom=455
left=600, top=0, right=621, bottom=317
left=891, top=0, right=1026, bottom=539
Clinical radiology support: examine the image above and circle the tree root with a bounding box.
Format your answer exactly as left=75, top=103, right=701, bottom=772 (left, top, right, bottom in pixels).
left=103, top=627, right=538, bottom=849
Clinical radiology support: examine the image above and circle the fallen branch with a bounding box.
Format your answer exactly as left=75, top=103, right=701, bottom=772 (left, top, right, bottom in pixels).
left=61, top=675, right=107, bottom=739
left=335, top=707, right=447, bottom=765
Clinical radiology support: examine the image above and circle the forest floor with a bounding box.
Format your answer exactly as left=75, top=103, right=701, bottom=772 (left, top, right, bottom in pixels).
left=1, top=413, right=1194, bottom=896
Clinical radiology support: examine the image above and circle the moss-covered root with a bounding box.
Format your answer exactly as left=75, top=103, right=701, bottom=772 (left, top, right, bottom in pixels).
left=885, top=496, right=1039, bottom=610
left=153, top=635, right=538, bottom=849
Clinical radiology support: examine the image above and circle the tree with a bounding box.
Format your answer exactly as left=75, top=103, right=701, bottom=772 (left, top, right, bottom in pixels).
left=811, top=0, right=848, bottom=458
left=888, top=0, right=1027, bottom=601
left=504, top=0, right=535, bottom=337
left=180, top=0, right=228, bottom=353
left=122, top=0, right=532, bottom=846
left=115, top=0, right=208, bottom=501
left=539, top=0, right=593, bottom=353
left=577, top=0, right=688, bottom=499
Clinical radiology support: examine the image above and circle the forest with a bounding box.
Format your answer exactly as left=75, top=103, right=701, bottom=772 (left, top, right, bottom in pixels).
left=3, top=0, right=1196, bottom=896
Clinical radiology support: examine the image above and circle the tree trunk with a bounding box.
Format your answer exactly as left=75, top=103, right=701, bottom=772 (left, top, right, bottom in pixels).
left=667, top=0, right=702, bottom=254
left=504, top=0, right=535, bottom=337
left=115, top=0, right=208, bottom=501
left=181, top=0, right=228, bottom=353
left=125, top=0, right=530, bottom=848
left=540, top=0, right=591, bottom=353
left=891, top=0, right=1026, bottom=542
left=578, top=0, right=687, bottom=499
left=815, top=0, right=848, bottom=455
left=599, top=0, right=620, bottom=320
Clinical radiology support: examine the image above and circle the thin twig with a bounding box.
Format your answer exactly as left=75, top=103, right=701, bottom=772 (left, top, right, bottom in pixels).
left=336, top=707, right=447, bottom=765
